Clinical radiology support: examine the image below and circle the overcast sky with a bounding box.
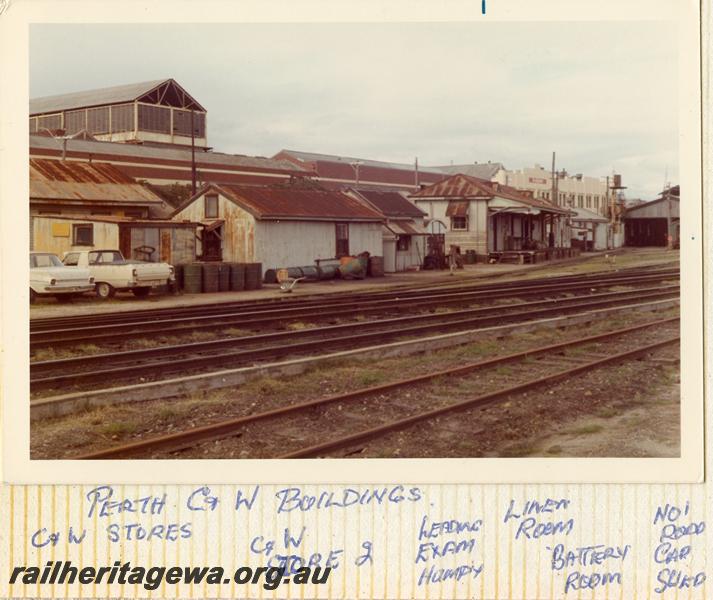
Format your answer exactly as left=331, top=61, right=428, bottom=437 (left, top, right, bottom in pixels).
left=30, top=22, right=677, bottom=198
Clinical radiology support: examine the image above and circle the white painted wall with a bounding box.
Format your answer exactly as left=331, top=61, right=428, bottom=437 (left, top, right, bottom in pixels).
left=413, top=198, right=489, bottom=255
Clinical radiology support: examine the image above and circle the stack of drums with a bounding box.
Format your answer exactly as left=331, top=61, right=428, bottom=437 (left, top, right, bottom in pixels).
left=230, top=263, right=246, bottom=291
left=183, top=263, right=203, bottom=293
left=244, top=263, right=263, bottom=290
left=368, top=256, right=385, bottom=277
left=217, top=263, right=231, bottom=292
left=202, top=263, right=220, bottom=293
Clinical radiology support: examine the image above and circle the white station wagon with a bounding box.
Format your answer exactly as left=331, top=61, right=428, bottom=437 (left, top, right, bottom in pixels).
left=29, top=252, right=95, bottom=304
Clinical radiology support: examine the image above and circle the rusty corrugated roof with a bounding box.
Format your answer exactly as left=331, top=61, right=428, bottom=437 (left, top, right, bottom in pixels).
left=445, top=200, right=469, bottom=217
left=353, top=189, right=426, bottom=218
left=30, top=158, right=164, bottom=205
left=411, top=173, right=568, bottom=213
left=194, top=183, right=383, bottom=222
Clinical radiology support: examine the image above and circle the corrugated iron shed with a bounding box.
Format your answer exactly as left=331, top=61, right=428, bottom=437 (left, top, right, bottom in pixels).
left=30, top=158, right=164, bottom=206
left=30, top=78, right=206, bottom=115
left=187, top=183, right=384, bottom=222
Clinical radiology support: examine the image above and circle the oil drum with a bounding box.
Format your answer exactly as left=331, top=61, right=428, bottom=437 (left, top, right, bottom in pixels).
left=244, top=263, right=263, bottom=290
left=368, top=256, right=384, bottom=277
left=230, top=263, right=246, bottom=290
left=183, top=263, right=203, bottom=294
left=202, top=262, right=220, bottom=293
left=218, top=263, right=231, bottom=291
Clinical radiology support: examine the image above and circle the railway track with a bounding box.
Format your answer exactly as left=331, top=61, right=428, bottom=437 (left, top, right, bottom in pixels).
left=30, top=268, right=679, bottom=350
left=74, top=317, right=679, bottom=460
left=30, top=285, right=679, bottom=394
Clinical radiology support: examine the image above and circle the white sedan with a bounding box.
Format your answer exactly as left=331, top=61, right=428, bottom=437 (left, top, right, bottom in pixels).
left=30, top=252, right=95, bottom=304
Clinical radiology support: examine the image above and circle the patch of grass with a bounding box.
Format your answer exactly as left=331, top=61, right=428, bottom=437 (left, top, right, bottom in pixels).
left=357, top=370, right=387, bottom=387
left=101, top=421, right=137, bottom=437
left=569, top=424, right=604, bottom=435
left=224, top=327, right=248, bottom=337
left=32, top=343, right=102, bottom=361
left=596, top=407, right=619, bottom=419
left=157, top=407, right=179, bottom=420
left=286, top=321, right=311, bottom=331
left=241, top=377, right=289, bottom=396
left=546, top=445, right=563, bottom=455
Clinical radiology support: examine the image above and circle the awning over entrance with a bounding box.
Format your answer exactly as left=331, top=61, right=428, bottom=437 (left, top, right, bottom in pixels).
left=203, top=219, right=224, bottom=233
left=384, top=221, right=428, bottom=236
left=445, top=200, right=469, bottom=217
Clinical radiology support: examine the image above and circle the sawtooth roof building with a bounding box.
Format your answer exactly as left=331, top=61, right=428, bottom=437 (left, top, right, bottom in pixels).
left=30, top=79, right=209, bottom=149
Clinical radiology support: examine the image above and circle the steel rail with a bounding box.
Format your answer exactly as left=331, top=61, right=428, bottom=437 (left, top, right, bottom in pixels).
left=74, top=317, right=679, bottom=459
left=30, top=288, right=679, bottom=392
left=30, top=273, right=679, bottom=348
left=30, top=284, right=679, bottom=376
left=280, top=336, right=680, bottom=458
left=31, top=265, right=679, bottom=331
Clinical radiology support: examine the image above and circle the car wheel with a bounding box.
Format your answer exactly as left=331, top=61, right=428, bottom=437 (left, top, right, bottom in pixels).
left=55, top=294, right=73, bottom=303
left=30, top=289, right=37, bottom=304
left=96, top=282, right=115, bottom=299
left=132, top=287, right=151, bottom=297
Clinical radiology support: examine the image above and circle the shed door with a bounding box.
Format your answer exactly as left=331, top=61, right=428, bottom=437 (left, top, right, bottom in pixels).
left=383, top=239, right=396, bottom=273
left=119, top=227, right=131, bottom=258
left=160, top=230, right=172, bottom=264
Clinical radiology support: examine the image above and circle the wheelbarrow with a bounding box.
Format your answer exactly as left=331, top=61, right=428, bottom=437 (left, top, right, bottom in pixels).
left=276, top=268, right=305, bottom=293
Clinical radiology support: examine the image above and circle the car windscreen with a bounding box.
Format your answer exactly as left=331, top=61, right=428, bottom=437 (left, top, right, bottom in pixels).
left=30, top=254, right=63, bottom=268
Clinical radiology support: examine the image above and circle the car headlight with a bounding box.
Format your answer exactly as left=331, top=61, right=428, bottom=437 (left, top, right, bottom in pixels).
left=50, top=278, right=56, bottom=285
left=132, top=268, right=138, bottom=277
left=89, top=277, right=95, bottom=284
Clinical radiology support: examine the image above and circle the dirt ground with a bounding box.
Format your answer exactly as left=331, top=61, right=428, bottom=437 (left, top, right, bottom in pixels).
left=526, top=381, right=680, bottom=458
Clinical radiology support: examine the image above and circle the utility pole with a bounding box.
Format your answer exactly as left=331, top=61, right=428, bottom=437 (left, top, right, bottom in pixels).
left=609, top=173, right=626, bottom=248
left=605, top=175, right=611, bottom=249
left=414, top=156, right=419, bottom=190
left=551, top=151, right=563, bottom=246
left=551, top=151, right=557, bottom=205
left=665, top=182, right=673, bottom=249
left=350, top=161, right=362, bottom=188
left=190, top=109, right=197, bottom=195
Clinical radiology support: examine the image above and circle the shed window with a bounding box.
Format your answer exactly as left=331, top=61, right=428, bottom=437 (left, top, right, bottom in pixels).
left=37, top=114, right=62, bottom=131
left=138, top=104, right=171, bottom=134
left=397, top=235, right=411, bottom=251
left=87, top=107, right=110, bottom=135
left=172, top=109, right=206, bottom=138
left=205, top=194, right=219, bottom=218
left=451, top=216, right=468, bottom=230
left=111, top=104, right=134, bottom=133
left=73, top=224, right=93, bottom=246
left=335, top=223, right=349, bottom=257
left=64, top=110, right=86, bottom=134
